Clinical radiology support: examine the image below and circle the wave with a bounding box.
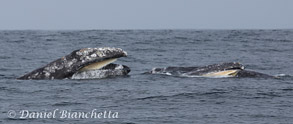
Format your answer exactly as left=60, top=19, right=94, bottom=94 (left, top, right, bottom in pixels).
left=135, top=91, right=229, bottom=101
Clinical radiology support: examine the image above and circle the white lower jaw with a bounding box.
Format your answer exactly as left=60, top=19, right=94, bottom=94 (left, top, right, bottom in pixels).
left=201, top=69, right=240, bottom=78
left=78, top=58, right=117, bottom=72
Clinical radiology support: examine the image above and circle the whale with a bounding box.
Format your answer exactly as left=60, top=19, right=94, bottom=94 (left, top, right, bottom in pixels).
left=17, top=47, right=130, bottom=80
left=148, top=62, right=274, bottom=78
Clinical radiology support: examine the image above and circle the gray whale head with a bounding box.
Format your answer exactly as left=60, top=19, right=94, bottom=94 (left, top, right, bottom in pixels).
left=150, top=62, right=244, bottom=77
left=149, top=62, right=274, bottom=78
left=17, top=47, right=130, bottom=80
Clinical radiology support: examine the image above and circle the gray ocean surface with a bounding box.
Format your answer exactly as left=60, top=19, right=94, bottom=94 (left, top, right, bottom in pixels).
left=0, top=30, right=293, bottom=124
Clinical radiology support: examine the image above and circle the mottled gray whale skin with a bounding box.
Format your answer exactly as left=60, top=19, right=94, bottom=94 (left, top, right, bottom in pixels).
left=149, top=62, right=274, bottom=78
left=17, top=47, right=130, bottom=80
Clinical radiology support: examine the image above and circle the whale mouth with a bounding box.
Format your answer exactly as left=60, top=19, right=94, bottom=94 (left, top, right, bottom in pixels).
left=78, top=58, right=118, bottom=72
left=201, top=69, right=241, bottom=77
left=71, top=58, right=130, bottom=79
left=200, top=66, right=243, bottom=78
left=71, top=48, right=130, bottom=79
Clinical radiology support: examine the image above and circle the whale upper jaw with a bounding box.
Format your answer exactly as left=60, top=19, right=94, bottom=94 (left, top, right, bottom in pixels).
left=17, top=47, right=130, bottom=80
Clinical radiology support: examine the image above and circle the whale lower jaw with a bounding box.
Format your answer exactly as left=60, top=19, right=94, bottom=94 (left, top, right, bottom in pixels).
left=151, top=69, right=241, bottom=78
left=201, top=69, right=240, bottom=78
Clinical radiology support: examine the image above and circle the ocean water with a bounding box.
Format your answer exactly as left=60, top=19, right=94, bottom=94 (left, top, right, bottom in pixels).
left=0, top=30, right=293, bottom=124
